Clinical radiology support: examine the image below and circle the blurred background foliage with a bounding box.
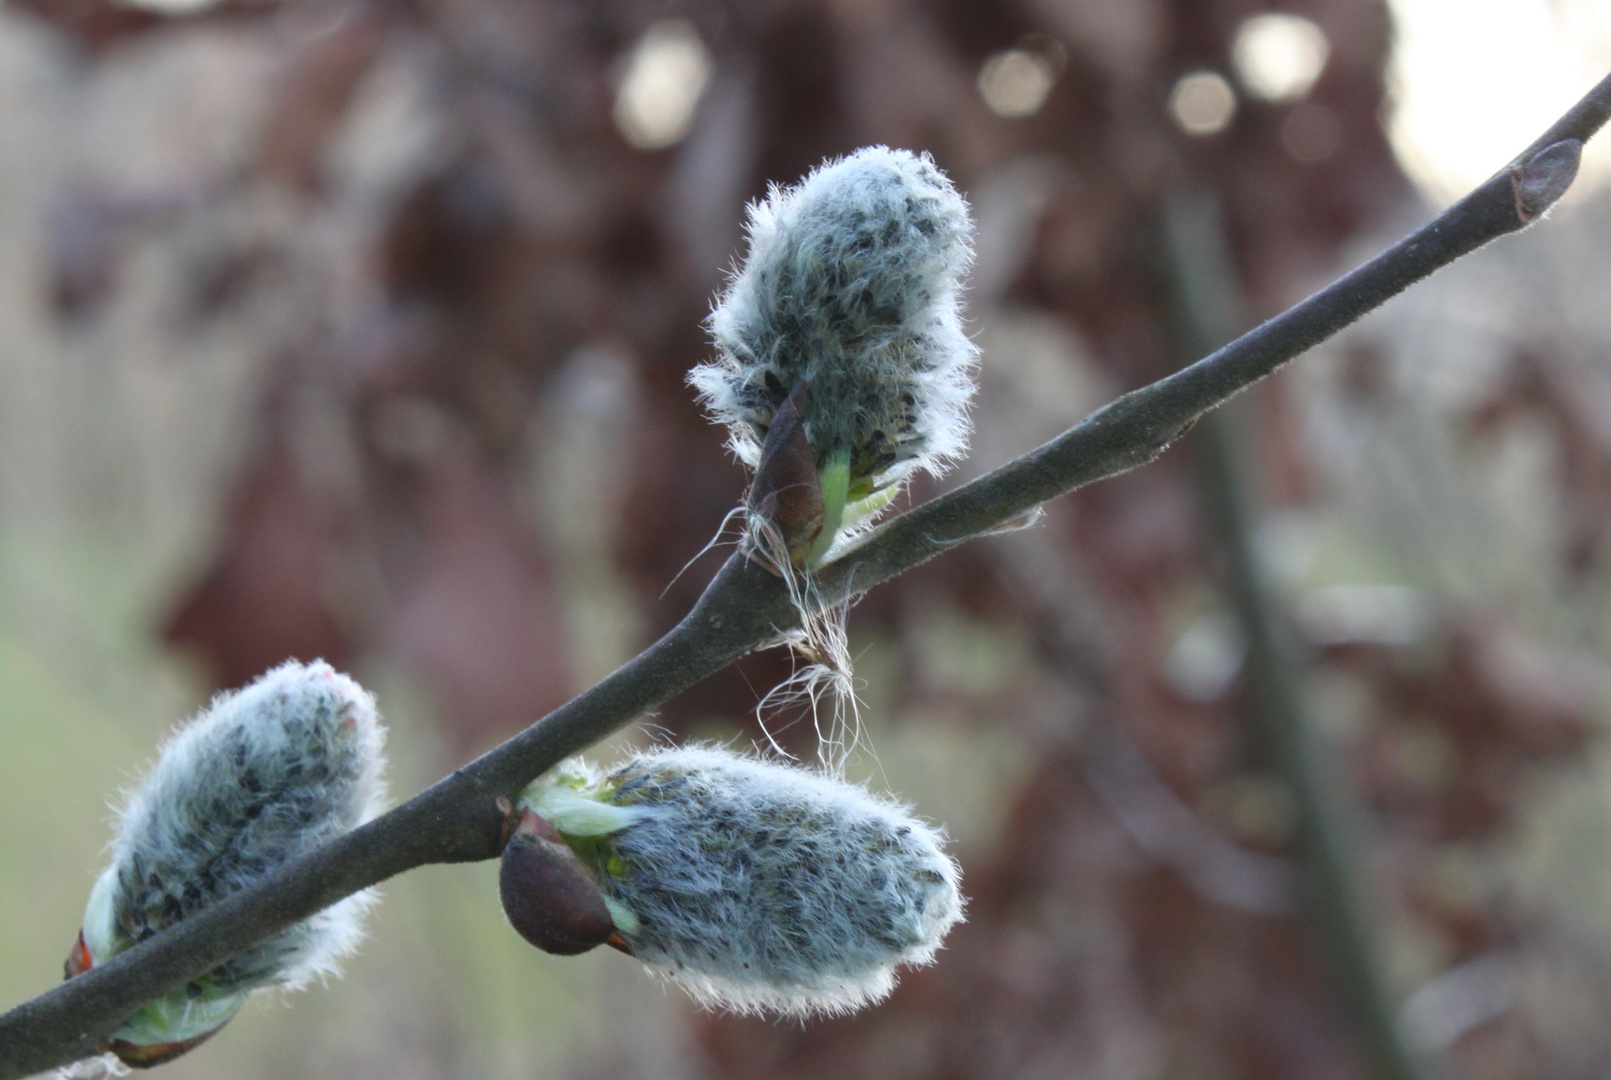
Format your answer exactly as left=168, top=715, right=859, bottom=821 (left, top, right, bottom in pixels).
left=5, top=0, right=1611, bottom=1077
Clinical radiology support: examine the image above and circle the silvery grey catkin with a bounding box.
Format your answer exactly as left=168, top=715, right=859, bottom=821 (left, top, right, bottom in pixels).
left=690, top=146, right=977, bottom=567
left=69, top=660, right=386, bottom=1067
left=512, top=747, right=964, bottom=1017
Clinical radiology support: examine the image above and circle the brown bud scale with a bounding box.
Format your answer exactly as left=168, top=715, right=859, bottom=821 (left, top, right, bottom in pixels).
left=747, top=378, right=824, bottom=568
left=499, top=809, right=616, bottom=956
left=110, top=1027, right=226, bottom=1069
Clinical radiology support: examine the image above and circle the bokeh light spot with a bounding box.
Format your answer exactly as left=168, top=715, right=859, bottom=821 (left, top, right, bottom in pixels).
left=1170, top=71, right=1238, bottom=136
left=978, top=49, right=1057, bottom=118
left=1233, top=14, right=1330, bottom=102
left=1386, top=0, right=1611, bottom=205
left=613, top=20, right=712, bottom=151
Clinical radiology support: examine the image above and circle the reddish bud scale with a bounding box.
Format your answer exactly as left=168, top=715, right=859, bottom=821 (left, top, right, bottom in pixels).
left=108, top=1028, right=225, bottom=1069
left=747, top=379, right=825, bottom=568
left=61, top=936, right=224, bottom=1070
left=499, top=809, right=617, bottom=956
left=64, top=931, right=92, bottom=979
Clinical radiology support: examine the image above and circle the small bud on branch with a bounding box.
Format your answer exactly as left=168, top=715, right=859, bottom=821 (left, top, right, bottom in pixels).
left=1512, top=138, right=1582, bottom=221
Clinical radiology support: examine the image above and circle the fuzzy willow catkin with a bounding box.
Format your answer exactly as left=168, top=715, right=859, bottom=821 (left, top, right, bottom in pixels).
left=690, top=145, right=977, bottom=567
left=510, top=747, right=964, bottom=1017
left=68, top=660, right=387, bottom=1067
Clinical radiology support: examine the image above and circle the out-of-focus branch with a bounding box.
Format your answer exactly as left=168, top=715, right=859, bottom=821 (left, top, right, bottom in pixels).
left=987, top=522, right=1297, bottom=917
left=1163, top=187, right=1438, bottom=1080
left=2, top=69, right=1609, bottom=1080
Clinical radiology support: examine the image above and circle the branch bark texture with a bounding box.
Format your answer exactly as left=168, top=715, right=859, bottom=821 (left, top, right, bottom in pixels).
left=3, top=71, right=1610, bottom=1079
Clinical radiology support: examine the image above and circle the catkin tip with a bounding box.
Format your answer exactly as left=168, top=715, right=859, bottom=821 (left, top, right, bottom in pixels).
left=691, top=146, right=979, bottom=555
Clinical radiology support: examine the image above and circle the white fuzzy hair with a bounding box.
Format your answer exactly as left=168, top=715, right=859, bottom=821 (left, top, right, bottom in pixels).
left=84, top=659, right=386, bottom=1028
left=523, top=745, right=964, bottom=1017
left=691, top=146, right=977, bottom=495
left=689, top=148, right=977, bottom=763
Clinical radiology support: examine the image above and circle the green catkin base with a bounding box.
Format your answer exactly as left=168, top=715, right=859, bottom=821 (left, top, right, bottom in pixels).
left=805, top=450, right=852, bottom=568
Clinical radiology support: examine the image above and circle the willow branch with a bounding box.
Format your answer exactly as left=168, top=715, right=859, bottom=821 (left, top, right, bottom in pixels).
left=2, top=70, right=1609, bottom=1080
